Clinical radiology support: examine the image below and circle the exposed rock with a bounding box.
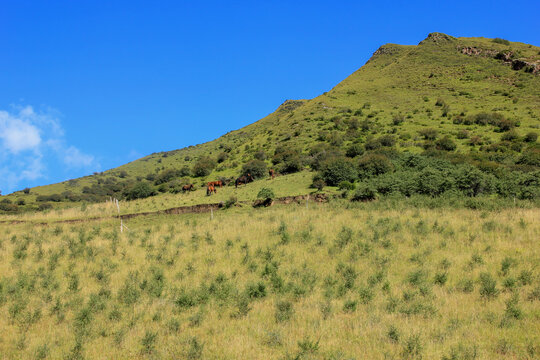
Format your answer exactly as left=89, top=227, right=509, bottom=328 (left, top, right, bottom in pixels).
left=512, top=59, right=527, bottom=70
left=373, top=45, right=398, bottom=56
left=460, top=46, right=498, bottom=57
left=419, top=32, right=456, bottom=45
left=458, top=46, right=539, bottom=75
left=253, top=198, right=274, bottom=207
left=277, top=99, right=305, bottom=113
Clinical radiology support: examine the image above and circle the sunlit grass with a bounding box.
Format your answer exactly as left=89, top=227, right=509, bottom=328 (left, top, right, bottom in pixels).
left=1, top=202, right=539, bottom=359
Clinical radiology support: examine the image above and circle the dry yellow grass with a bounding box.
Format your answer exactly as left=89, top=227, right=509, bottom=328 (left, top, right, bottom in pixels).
left=0, top=202, right=539, bottom=359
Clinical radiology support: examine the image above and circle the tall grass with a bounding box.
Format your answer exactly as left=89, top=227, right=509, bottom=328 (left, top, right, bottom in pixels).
left=0, top=203, right=538, bottom=359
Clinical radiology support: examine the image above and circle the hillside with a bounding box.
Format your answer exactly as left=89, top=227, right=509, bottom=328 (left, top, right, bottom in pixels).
left=2, top=33, right=540, bottom=212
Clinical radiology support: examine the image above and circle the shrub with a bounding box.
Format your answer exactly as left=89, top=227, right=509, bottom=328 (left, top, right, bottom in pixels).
left=192, top=157, right=216, bottom=177
left=241, top=159, right=268, bottom=179
left=22, top=187, right=30, bottom=194
left=253, top=150, right=266, bottom=160
left=338, top=181, right=355, bottom=190
left=479, top=273, right=498, bottom=299
left=257, top=188, right=275, bottom=200
left=501, top=131, right=519, bottom=142
left=357, top=154, right=393, bottom=178
left=319, top=158, right=357, bottom=186
left=312, top=178, right=326, bottom=191
left=436, top=136, right=456, bottom=151
left=124, top=182, right=156, bottom=200
left=345, top=143, right=364, bottom=158
left=246, top=282, right=266, bottom=299
left=418, top=128, right=438, bottom=140
left=468, top=136, right=484, bottom=146
left=492, top=38, right=510, bottom=45
left=379, top=135, right=396, bottom=147
left=517, top=148, right=540, bottom=166
left=37, top=203, right=52, bottom=211
left=524, top=132, right=538, bottom=143
left=216, top=152, right=228, bottom=163
left=392, top=114, right=405, bottom=125
left=416, top=167, right=451, bottom=197
left=351, top=183, right=377, bottom=201
left=275, top=300, right=294, bottom=322
left=279, top=155, right=303, bottom=174
left=453, top=166, right=489, bottom=197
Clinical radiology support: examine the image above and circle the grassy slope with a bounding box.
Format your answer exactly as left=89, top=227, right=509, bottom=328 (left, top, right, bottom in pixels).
left=4, top=33, right=540, bottom=208
left=1, top=203, right=539, bottom=359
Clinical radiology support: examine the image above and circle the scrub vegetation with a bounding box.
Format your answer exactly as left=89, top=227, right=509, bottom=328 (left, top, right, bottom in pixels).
left=2, top=33, right=539, bottom=211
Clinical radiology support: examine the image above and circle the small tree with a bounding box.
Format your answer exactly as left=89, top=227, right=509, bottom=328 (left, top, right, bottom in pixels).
left=125, top=182, right=156, bottom=200
left=320, top=158, right=357, bottom=186
left=242, top=159, right=267, bottom=179
left=357, top=154, right=393, bottom=178
left=435, top=136, right=457, bottom=151
left=192, top=157, right=216, bottom=177
left=352, top=183, right=377, bottom=201
left=345, top=143, right=364, bottom=158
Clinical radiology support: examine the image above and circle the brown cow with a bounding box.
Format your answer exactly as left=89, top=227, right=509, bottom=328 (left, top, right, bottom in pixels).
left=269, top=169, right=275, bottom=179
left=207, top=180, right=223, bottom=188
left=206, top=185, right=216, bottom=196
left=182, top=184, right=194, bottom=193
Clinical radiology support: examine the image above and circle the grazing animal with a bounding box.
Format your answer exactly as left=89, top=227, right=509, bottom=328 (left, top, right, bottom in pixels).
left=207, top=180, right=223, bottom=188
left=206, top=185, right=216, bottom=195
left=182, top=184, right=194, bottom=192
left=235, top=173, right=254, bottom=188
left=269, top=169, right=275, bottom=179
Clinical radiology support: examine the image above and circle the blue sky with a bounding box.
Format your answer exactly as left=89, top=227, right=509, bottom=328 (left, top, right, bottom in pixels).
left=0, top=1, right=538, bottom=194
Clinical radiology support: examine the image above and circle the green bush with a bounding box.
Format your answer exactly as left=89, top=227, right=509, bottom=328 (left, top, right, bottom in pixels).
left=192, top=157, right=216, bottom=177
left=357, top=154, right=393, bottom=178
left=216, top=152, right=228, bottom=163
left=415, top=167, right=451, bottom=197
left=242, top=159, right=268, bottom=179
left=524, top=132, right=538, bottom=143
left=279, top=155, right=303, bottom=174
left=338, top=181, right=355, bottom=190
left=257, top=188, right=275, bottom=200
left=345, top=143, right=364, bottom=158
left=319, top=158, right=357, bottom=186
left=124, top=182, right=156, bottom=200
left=418, top=128, right=438, bottom=140
left=492, top=38, right=510, bottom=45
left=351, top=183, right=377, bottom=201
left=311, top=174, right=326, bottom=191
left=435, top=136, right=456, bottom=151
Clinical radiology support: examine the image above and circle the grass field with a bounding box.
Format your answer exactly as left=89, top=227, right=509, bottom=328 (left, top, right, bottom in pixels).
left=1, top=201, right=539, bottom=359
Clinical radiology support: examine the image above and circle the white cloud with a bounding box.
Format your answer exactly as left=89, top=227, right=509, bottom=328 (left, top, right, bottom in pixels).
left=0, top=109, right=41, bottom=153
left=0, top=105, right=99, bottom=193
left=63, top=146, right=95, bottom=168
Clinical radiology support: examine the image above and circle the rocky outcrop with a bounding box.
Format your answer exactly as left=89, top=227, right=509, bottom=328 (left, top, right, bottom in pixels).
left=459, top=47, right=539, bottom=75
left=277, top=99, right=305, bottom=113
left=460, top=46, right=498, bottom=57
left=419, top=32, right=456, bottom=45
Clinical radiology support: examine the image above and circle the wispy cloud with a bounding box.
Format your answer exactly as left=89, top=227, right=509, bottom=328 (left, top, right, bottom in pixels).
left=0, top=105, right=99, bottom=194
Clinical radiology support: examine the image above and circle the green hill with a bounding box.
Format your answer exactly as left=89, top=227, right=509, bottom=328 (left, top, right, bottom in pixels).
left=2, top=33, right=540, bottom=212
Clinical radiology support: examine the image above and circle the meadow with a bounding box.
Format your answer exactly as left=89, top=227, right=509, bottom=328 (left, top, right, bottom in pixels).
left=1, top=200, right=539, bottom=359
